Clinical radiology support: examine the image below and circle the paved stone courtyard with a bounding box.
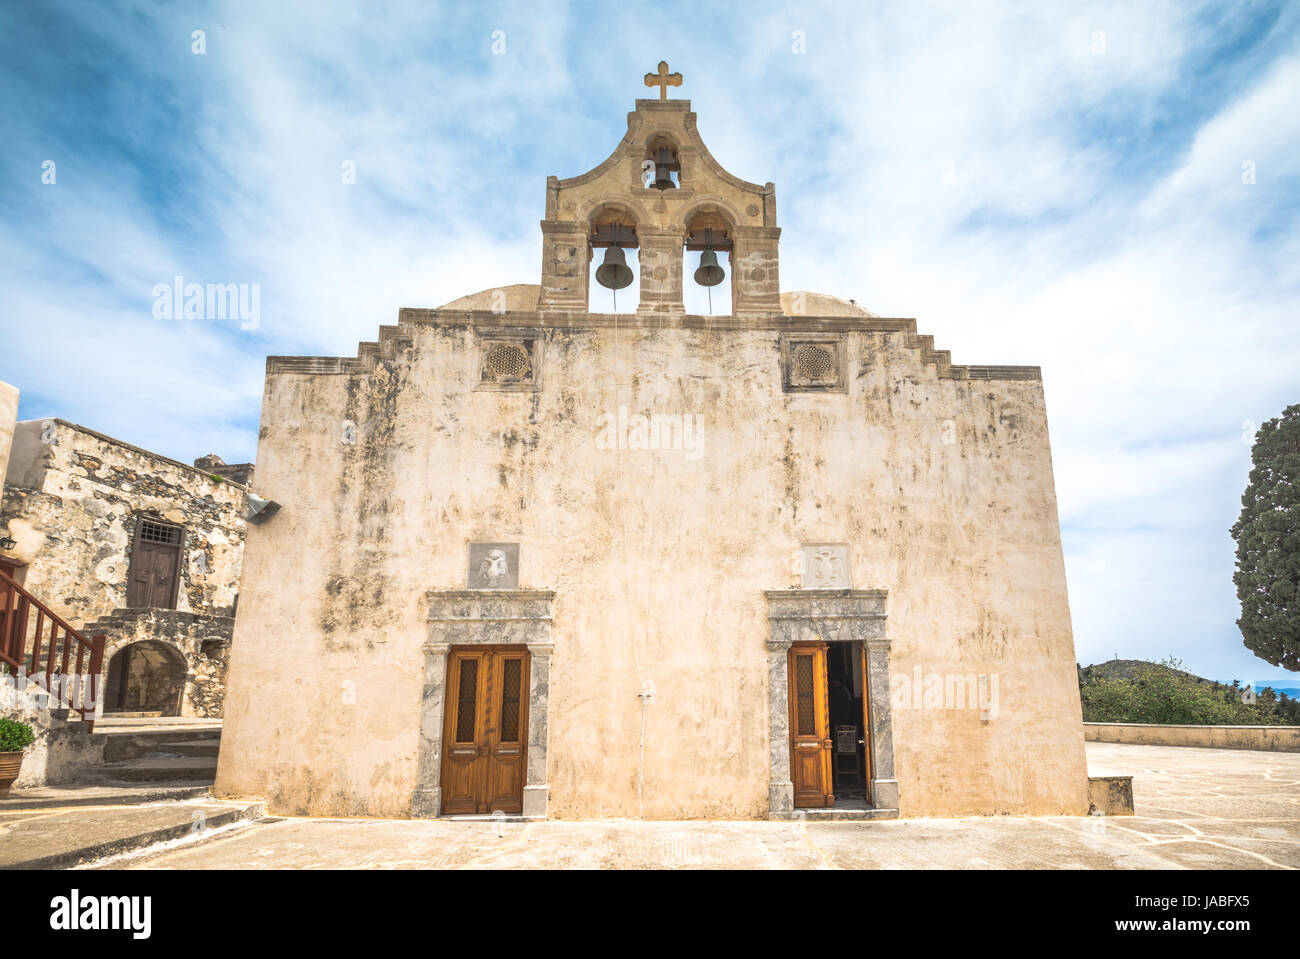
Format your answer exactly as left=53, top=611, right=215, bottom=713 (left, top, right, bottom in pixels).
left=83, top=743, right=1295, bottom=869
left=2, top=742, right=1295, bottom=869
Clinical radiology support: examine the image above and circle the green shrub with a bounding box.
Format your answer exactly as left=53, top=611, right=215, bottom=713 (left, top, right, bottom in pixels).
left=0, top=718, right=35, bottom=752
left=1079, top=657, right=1300, bottom=725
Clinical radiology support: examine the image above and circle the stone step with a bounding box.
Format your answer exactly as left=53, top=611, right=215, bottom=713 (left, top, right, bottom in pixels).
left=102, top=735, right=221, bottom=762
left=1, top=783, right=212, bottom=810
left=0, top=799, right=265, bottom=869
left=96, top=717, right=222, bottom=730
left=797, top=806, right=900, bottom=822
left=104, top=711, right=163, bottom=719
left=84, top=757, right=218, bottom=785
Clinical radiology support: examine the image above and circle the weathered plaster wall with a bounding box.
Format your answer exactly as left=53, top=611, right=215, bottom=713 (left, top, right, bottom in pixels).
left=217, top=311, right=1088, bottom=819
left=0, top=419, right=247, bottom=628
left=0, top=381, right=18, bottom=488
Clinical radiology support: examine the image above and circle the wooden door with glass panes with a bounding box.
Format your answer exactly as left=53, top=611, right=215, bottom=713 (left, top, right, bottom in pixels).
left=789, top=641, right=833, bottom=808
left=440, top=647, right=530, bottom=815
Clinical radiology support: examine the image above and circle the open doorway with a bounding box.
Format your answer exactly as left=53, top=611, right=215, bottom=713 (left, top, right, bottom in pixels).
left=788, top=640, right=872, bottom=809
left=827, top=642, right=871, bottom=807
left=103, top=640, right=187, bottom=716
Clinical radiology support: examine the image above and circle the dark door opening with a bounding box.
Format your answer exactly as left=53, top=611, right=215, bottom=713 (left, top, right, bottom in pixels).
left=103, top=640, right=187, bottom=716
left=826, top=642, right=872, bottom=806
left=789, top=640, right=875, bottom=810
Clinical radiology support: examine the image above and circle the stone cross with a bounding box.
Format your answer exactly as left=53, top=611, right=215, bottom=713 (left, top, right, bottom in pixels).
left=644, top=60, right=682, bottom=100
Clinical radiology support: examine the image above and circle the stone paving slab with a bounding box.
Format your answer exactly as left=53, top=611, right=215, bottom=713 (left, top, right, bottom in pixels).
left=0, top=742, right=1285, bottom=871
left=0, top=799, right=263, bottom=869
left=101, top=813, right=1275, bottom=870
left=102, top=743, right=1298, bottom=870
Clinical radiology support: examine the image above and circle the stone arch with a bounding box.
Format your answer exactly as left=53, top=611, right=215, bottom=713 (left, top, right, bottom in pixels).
left=640, top=127, right=683, bottom=154
left=641, top=130, right=683, bottom=188
left=578, top=196, right=650, bottom=237
left=103, top=639, right=188, bottom=717
left=679, top=201, right=741, bottom=313
left=674, top=196, right=746, bottom=235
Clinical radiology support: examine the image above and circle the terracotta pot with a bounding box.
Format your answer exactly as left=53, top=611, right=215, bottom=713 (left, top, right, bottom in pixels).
left=0, top=750, right=23, bottom=798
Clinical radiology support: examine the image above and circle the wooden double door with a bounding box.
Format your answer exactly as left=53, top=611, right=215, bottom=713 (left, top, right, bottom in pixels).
left=126, top=520, right=183, bottom=609
left=441, top=647, right=530, bottom=815
left=789, top=641, right=871, bottom=808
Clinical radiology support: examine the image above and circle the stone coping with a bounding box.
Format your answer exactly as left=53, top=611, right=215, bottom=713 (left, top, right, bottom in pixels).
left=266, top=312, right=1042, bottom=382
left=19, top=419, right=250, bottom=491
left=1085, top=722, right=1300, bottom=730
left=1084, top=722, right=1300, bottom=752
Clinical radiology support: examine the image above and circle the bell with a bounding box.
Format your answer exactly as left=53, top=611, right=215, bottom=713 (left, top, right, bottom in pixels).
left=595, top=246, right=634, bottom=290
left=694, top=249, right=725, bottom=287
left=652, top=146, right=677, bottom=190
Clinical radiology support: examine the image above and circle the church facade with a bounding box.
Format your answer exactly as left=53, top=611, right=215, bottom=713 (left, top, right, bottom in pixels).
left=215, top=75, right=1089, bottom=820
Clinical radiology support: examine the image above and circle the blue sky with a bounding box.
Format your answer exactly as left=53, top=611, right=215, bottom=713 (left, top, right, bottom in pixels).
left=1, top=0, right=1298, bottom=686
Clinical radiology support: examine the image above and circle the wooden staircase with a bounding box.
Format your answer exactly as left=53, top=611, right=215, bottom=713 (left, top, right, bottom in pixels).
left=0, top=568, right=106, bottom=731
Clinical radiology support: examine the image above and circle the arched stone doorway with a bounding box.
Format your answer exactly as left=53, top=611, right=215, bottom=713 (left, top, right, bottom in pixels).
left=103, top=640, right=187, bottom=717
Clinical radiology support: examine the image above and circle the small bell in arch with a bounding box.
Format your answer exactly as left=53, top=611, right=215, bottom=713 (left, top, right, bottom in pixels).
left=652, top=146, right=677, bottom=190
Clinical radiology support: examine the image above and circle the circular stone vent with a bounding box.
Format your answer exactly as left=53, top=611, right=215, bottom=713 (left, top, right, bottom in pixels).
left=794, top=344, right=835, bottom=381
left=485, top=343, right=530, bottom=380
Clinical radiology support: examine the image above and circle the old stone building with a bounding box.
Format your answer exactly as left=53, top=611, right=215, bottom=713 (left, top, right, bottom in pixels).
left=1, top=416, right=250, bottom=718
left=216, top=70, right=1089, bottom=820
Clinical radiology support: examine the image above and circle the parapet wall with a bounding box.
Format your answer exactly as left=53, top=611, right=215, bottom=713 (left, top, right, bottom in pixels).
left=1084, top=722, right=1300, bottom=752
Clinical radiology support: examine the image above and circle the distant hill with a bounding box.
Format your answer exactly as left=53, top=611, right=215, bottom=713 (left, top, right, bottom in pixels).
left=1081, top=659, right=1298, bottom=696
left=1077, top=658, right=1300, bottom=725
left=1080, top=659, right=1200, bottom=683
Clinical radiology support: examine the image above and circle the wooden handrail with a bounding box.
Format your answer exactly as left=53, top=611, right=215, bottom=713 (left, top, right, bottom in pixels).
left=0, top=567, right=105, bottom=732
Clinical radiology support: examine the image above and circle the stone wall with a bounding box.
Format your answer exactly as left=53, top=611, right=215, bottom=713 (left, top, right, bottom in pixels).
left=0, top=698, right=104, bottom=789
left=89, top=609, right=235, bottom=718
left=216, top=308, right=1088, bottom=820
left=1, top=419, right=248, bottom=628
left=1084, top=722, right=1300, bottom=752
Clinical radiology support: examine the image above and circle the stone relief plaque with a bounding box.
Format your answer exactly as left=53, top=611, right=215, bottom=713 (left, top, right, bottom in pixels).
left=466, top=542, right=520, bottom=589
left=801, top=544, right=852, bottom=589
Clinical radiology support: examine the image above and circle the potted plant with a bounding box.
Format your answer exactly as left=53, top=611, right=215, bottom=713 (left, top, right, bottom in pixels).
left=0, top=718, right=35, bottom=798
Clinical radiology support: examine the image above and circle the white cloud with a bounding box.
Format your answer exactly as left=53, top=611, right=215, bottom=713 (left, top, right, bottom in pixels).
left=2, top=0, right=1296, bottom=683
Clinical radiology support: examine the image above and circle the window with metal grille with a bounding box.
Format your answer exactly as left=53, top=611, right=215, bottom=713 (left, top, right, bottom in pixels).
left=499, top=658, right=522, bottom=743
left=796, top=655, right=815, bottom=736
left=455, top=659, right=478, bottom=742
left=139, top=520, right=182, bottom=546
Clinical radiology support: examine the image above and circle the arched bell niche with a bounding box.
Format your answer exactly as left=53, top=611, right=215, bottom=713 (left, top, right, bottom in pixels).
left=587, top=205, right=640, bottom=313
left=643, top=134, right=681, bottom=190
left=684, top=208, right=734, bottom=315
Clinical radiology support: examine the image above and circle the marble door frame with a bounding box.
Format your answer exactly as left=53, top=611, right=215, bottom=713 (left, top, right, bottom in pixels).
left=411, top=590, right=555, bottom=820
left=765, top=589, right=899, bottom=819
